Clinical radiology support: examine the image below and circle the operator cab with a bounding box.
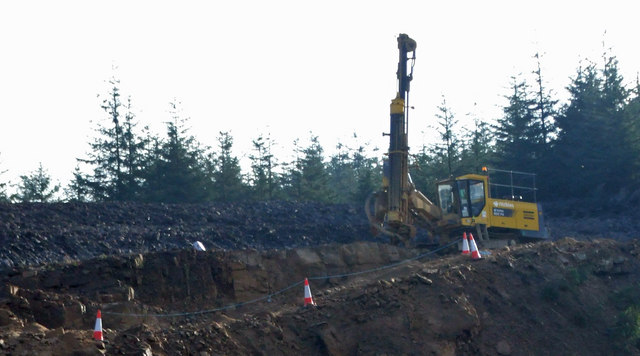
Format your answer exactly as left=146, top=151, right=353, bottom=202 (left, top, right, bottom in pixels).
left=436, top=177, right=486, bottom=218
left=435, top=169, right=548, bottom=240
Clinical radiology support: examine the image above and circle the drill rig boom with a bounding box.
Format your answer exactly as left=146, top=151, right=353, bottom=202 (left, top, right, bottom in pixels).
left=386, top=34, right=415, bottom=226
left=366, top=34, right=441, bottom=243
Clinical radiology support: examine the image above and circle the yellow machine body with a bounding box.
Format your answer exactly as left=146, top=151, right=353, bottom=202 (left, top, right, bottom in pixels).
left=438, top=173, right=542, bottom=234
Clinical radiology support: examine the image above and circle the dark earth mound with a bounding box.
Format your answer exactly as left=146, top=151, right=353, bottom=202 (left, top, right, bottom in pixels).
left=0, top=201, right=374, bottom=269
left=2, top=201, right=640, bottom=354
left=3, top=200, right=640, bottom=270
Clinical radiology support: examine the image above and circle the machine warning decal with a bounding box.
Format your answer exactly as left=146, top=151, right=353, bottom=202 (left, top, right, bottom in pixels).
left=493, top=208, right=514, bottom=217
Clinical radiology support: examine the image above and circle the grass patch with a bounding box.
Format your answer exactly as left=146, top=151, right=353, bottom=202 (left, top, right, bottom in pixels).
left=540, top=275, right=574, bottom=301
left=541, top=285, right=559, bottom=302
left=612, top=305, right=640, bottom=352
left=609, top=284, right=640, bottom=352
left=610, top=284, right=640, bottom=310
left=566, top=266, right=590, bottom=287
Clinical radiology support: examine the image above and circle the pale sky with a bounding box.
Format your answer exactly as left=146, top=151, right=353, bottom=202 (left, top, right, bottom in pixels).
left=1, top=1, right=639, bottom=193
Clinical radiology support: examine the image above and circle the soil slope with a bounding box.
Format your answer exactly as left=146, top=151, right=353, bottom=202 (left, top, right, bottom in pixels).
left=1, top=202, right=640, bottom=355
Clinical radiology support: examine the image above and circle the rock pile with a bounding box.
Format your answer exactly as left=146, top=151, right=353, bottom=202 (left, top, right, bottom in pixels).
left=0, top=201, right=374, bottom=269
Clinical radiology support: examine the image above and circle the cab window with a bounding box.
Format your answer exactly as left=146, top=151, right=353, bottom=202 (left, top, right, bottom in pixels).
left=469, top=180, right=485, bottom=216
left=438, top=183, right=454, bottom=214
left=456, top=179, right=486, bottom=218
left=457, top=181, right=470, bottom=217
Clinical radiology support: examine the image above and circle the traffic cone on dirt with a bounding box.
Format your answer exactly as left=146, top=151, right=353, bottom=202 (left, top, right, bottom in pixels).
left=468, top=233, right=481, bottom=260
left=461, top=232, right=470, bottom=255
left=304, top=278, right=316, bottom=307
left=93, top=310, right=103, bottom=341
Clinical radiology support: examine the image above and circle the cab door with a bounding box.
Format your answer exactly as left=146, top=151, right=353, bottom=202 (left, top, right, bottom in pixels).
left=437, top=180, right=457, bottom=215
left=456, top=179, right=486, bottom=218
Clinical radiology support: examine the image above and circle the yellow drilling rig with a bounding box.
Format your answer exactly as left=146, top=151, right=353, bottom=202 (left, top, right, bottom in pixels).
left=366, top=34, right=549, bottom=247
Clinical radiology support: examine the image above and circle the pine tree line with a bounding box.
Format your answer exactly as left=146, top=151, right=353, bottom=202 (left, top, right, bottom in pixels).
left=60, top=77, right=382, bottom=204
left=2, top=50, right=639, bottom=207
left=409, top=50, right=640, bottom=205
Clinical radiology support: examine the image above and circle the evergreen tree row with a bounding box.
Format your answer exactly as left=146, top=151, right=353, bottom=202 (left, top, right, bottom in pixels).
left=57, top=77, right=381, bottom=204
left=1, top=50, right=639, bottom=208
left=409, top=50, right=640, bottom=204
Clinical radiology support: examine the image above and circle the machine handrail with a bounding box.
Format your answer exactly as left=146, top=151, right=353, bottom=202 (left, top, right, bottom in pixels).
left=485, top=167, right=538, bottom=202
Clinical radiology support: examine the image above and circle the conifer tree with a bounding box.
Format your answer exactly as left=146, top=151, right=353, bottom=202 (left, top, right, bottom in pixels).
left=13, top=163, right=60, bottom=203
left=600, top=53, right=631, bottom=188
left=532, top=52, right=558, bottom=146
left=551, top=63, right=601, bottom=197
left=623, top=77, right=640, bottom=182
left=410, top=143, right=450, bottom=201
left=249, top=133, right=279, bottom=200
left=281, top=138, right=304, bottom=200
left=433, top=96, right=460, bottom=177
left=550, top=55, right=630, bottom=198
left=0, top=181, right=7, bottom=202
left=325, top=134, right=381, bottom=204
left=460, top=117, right=494, bottom=174
left=78, top=77, right=146, bottom=201
left=327, top=141, right=356, bottom=203
left=143, top=101, right=209, bottom=203
left=283, top=134, right=333, bottom=202
left=77, top=77, right=121, bottom=200
left=210, top=131, right=246, bottom=202
left=409, top=99, right=467, bottom=201
left=299, top=135, right=333, bottom=203
left=119, top=98, right=148, bottom=199
left=349, top=137, right=381, bottom=205
left=0, top=153, right=8, bottom=202
left=493, top=76, right=538, bottom=172
left=64, top=166, right=90, bottom=202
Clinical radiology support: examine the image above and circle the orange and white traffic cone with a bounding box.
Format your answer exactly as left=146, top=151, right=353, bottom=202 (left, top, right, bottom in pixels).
left=93, top=310, right=103, bottom=341
left=461, top=232, right=470, bottom=255
left=304, top=278, right=316, bottom=306
left=469, top=233, right=481, bottom=260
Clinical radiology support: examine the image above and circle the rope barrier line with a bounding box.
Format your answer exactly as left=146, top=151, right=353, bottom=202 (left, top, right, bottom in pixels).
left=308, top=239, right=459, bottom=281
left=104, top=280, right=305, bottom=318
left=102, top=239, right=460, bottom=318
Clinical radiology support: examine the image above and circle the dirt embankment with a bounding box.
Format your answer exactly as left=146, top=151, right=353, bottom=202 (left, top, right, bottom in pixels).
left=2, top=237, right=640, bottom=355
left=2, top=201, right=640, bottom=355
